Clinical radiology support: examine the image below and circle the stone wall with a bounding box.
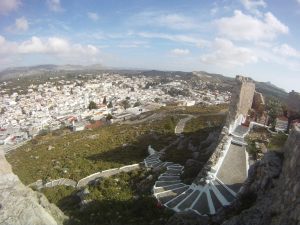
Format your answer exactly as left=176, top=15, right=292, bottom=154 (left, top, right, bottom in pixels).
left=30, top=163, right=142, bottom=190
left=44, top=178, right=77, bottom=189
left=194, top=127, right=231, bottom=184
left=77, top=163, right=141, bottom=188
left=0, top=150, right=67, bottom=225
left=287, top=91, right=300, bottom=116
left=226, top=76, right=255, bottom=132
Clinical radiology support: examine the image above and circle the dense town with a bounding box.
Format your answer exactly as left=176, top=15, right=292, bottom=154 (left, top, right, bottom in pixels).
left=0, top=72, right=231, bottom=150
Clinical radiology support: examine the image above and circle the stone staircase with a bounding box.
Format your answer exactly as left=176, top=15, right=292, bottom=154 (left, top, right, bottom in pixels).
left=144, top=151, right=243, bottom=215
left=231, top=125, right=249, bottom=138
left=144, top=125, right=249, bottom=216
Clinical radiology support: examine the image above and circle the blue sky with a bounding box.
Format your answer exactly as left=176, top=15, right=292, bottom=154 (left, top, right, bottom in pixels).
left=0, top=0, right=300, bottom=92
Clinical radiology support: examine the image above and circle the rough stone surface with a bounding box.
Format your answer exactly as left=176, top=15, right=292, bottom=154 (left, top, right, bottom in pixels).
left=226, top=76, right=255, bottom=130
left=0, top=150, right=67, bottom=225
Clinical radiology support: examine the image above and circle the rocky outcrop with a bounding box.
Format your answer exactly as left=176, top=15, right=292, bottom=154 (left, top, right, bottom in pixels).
left=0, top=149, right=67, bottom=225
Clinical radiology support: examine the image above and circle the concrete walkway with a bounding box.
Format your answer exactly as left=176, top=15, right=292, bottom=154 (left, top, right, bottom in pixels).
left=216, top=144, right=247, bottom=193
left=145, top=124, right=249, bottom=216
left=174, top=115, right=195, bottom=135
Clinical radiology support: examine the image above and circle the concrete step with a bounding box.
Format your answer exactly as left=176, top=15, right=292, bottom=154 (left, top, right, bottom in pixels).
left=165, top=188, right=194, bottom=209
left=145, top=157, right=161, bottom=163
left=191, top=191, right=210, bottom=215
left=232, top=125, right=249, bottom=137
left=209, top=182, right=230, bottom=206
left=209, top=188, right=222, bottom=213
left=158, top=176, right=180, bottom=182
left=154, top=183, right=187, bottom=194
left=156, top=186, right=189, bottom=204
left=163, top=169, right=182, bottom=176
left=146, top=154, right=160, bottom=159
left=211, top=180, right=236, bottom=203
left=177, top=189, right=201, bottom=211
left=145, top=160, right=161, bottom=166
left=155, top=180, right=182, bottom=187
left=151, top=161, right=165, bottom=168
left=167, top=165, right=183, bottom=170
left=160, top=173, right=180, bottom=178
left=231, top=136, right=247, bottom=146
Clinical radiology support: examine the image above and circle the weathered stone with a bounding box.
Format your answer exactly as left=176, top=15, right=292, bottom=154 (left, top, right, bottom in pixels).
left=0, top=150, right=67, bottom=225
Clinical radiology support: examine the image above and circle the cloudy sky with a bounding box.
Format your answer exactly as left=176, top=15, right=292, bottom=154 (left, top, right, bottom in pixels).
left=0, top=0, right=299, bottom=91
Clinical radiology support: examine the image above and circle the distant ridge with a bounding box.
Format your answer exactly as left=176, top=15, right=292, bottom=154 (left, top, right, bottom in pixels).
left=0, top=64, right=105, bottom=80
left=0, top=64, right=287, bottom=101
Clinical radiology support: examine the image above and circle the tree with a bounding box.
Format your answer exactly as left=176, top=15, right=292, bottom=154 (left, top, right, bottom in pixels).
left=107, top=101, right=113, bottom=108
left=120, top=100, right=130, bottom=110
left=266, top=98, right=282, bottom=130
left=102, top=96, right=107, bottom=105
left=106, top=114, right=113, bottom=121
left=0, top=107, right=5, bottom=115
left=134, top=101, right=141, bottom=107
left=88, top=101, right=98, bottom=110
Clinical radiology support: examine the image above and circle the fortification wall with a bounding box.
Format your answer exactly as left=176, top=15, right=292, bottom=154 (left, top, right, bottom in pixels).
left=226, top=76, right=255, bottom=132
left=287, top=91, right=300, bottom=116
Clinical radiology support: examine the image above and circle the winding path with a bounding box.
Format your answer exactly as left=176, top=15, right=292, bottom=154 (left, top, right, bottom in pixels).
left=174, top=115, right=195, bottom=135
left=144, top=124, right=249, bottom=216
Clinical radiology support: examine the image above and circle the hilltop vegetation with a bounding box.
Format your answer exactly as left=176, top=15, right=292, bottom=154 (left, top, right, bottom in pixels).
left=42, top=169, right=173, bottom=225
left=7, top=105, right=227, bottom=185
left=7, top=114, right=181, bottom=184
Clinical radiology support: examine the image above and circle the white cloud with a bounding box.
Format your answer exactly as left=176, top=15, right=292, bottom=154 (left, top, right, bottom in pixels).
left=201, top=38, right=257, bottom=68
left=138, top=32, right=208, bottom=47
left=241, top=0, right=266, bottom=14
left=0, top=35, right=99, bottom=57
left=132, top=11, right=199, bottom=30
left=47, top=0, right=63, bottom=12
left=87, top=12, right=99, bottom=21
left=297, top=0, right=300, bottom=4
left=170, top=48, right=190, bottom=56
left=0, top=35, right=101, bottom=67
left=0, top=0, right=21, bottom=15
left=15, top=17, right=29, bottom=31
left=216, top=10, right=289, bottom=41
left=273, top=44, right=300, bottom=58
left=118, top=41, right=148, bottom=48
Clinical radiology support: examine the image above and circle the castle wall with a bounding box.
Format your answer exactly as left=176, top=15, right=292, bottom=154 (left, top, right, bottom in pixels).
left=226, top=76, right=255, bottom=132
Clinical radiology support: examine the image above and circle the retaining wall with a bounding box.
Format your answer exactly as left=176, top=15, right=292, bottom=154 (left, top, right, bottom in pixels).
left=30, top=163, right=142, bottom=190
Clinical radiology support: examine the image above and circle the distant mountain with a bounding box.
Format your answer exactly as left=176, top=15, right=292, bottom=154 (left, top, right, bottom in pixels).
left=0, top=64, right=288, bottom=102
left=255, top=81, right=288, bottom=102
left=0, top=64, right=104, bottom=80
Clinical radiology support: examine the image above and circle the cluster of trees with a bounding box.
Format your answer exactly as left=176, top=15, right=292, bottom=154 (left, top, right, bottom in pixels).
left=88, top=97, right=113, bottom=110
left=88, top=96, right=145, bottom=111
